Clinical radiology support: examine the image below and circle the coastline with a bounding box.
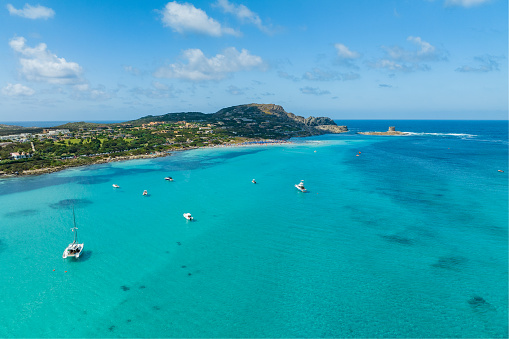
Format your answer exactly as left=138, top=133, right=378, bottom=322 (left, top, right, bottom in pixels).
left=0, top=139, right=291, bottom=178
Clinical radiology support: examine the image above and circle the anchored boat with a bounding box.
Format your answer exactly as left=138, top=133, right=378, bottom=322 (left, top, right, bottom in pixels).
left=62, top=207, right=84, bottom=259
left=295, top=180, right=307, bottom=193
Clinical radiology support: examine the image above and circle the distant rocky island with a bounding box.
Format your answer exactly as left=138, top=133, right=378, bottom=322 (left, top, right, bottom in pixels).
left=0, top=103, right=348, bottom=176
left=358, top=126, right=407, bottom=136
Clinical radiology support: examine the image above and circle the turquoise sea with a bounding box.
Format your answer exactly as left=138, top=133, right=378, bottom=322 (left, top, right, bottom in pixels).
left=0, top=120, right=507, bottom=338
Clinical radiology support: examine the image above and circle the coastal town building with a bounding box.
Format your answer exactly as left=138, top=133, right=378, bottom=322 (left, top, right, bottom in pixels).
left=10, top=152, right=31, bottom=160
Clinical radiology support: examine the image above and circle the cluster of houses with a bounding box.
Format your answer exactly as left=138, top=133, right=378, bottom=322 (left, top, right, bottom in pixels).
left=0, top=129, right=71, bottom=143
left=9, top=151, right=32, bottom=160
left=1, top=120, right=225, bottom=161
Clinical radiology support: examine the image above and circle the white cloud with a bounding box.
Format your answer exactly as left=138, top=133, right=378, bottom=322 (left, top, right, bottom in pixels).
left=334, top=43, right=360, bottom=59
left=159, top=1, right=239, bottom=37
left=9, top=36, right=83, bottom=84
left=300, top=86, right=330, bottom=96
left=455, top=55, right=501, bottom=73
left=370, top=36, right=446, bottom=72
left=383, top=36, right=446, bottom=62
left=368, top=59, right=430, bottom=72
left=445, top=0, right=491, bottom=7
left=6, top=3, right=54, bottom=19
left=214, top=0, right=272, bottom=34
left=2, top=83, right=35, bottom=96
left=154, top=47, right=264, bottom=81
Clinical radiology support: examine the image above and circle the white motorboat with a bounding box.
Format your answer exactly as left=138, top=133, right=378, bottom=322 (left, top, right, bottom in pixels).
left=143, top=190, right=148, bottom=196
left=183, top=213, right=193, bottom=221
left=165, top=177, right=174, bottom=181
left=295, top=180, right=307, bottom=192
left=252, top=179, right=256, bottom=184
left=112, top=184, right=120, bottom=188
left=62, top=207, right=84, bottom=259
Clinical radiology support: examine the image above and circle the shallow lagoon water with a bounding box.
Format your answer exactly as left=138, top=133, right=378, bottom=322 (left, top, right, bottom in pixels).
left=0, top=121, right=507, bottom=337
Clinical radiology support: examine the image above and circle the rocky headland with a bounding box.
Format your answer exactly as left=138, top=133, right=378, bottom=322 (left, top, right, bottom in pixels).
left=131, top=103, right=348, bottom=138
left=1, top=103, right=348, bottom=177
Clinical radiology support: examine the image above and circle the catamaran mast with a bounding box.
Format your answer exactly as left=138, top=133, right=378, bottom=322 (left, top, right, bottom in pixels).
left=72, top=206, right=78, bottom=243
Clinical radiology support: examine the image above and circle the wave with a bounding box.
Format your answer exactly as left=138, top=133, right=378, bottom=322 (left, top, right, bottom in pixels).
left=403, top=132, right=477, bottom=138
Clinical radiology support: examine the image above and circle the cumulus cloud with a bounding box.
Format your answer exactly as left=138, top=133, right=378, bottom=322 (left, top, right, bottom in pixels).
left=370, top=36, right=446, bottom=72
left=9, top=36, right=83, bottom=84
left=300, top=86, right=330, bottom=96
left=445, top=0, right=491, bottom=7
left=368, top=59, right=429, bottom=72
left=159, top=1, right=239, bottom=37
left=6, top=3, right=54, bottom=19
left=383, top=36, right=446, bottom=62
left=2, top=83, right=35, bottom=96
left=334, top=43, right=361, bottom=69
left=214, top=0, right=272, bottom=34
left=335, top=43, right=360, bottom=59
left=154, top=47, right=264, bottom=81
left=455, top=55, right=501, bottom=72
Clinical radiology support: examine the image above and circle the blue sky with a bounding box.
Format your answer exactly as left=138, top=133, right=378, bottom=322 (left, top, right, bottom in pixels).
left=0, top=0, right=507, bottom=121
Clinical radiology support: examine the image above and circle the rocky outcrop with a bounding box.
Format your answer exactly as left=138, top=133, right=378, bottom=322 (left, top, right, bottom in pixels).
left=315, top=125, right=348, bottom=133
left=219, top=104, right=348, bottom=135
left=358, top=126, right=407, bottom=136
left=304, top=116, right=336, bottom=126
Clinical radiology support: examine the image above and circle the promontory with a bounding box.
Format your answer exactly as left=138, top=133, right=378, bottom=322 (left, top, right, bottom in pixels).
left=0, top=103, right=347, bottom=176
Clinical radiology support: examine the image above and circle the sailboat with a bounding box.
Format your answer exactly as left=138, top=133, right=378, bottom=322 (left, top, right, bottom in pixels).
left=62, top=207, right=84, bottom=259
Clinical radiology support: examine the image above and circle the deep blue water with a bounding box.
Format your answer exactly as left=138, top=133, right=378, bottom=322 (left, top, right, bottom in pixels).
left=0, top=120, right=507, bottom=337
left=0, top=121, right=123, bottom=128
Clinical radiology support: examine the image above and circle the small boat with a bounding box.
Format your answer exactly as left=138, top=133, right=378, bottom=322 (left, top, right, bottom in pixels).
left=143, top=190, right=148, bottom=196
left=252, top=179, right=256, bottom=184
left=165, top=177, right=174, bottom=181
left=183, top=213, right=193, bottom=221
left=112, top=184, right=120, bottom=188
left=498, top=170, right=504, bottom=173
left=295, top=180, right=307, bottom=193
left=62, top=207, right=84, bottom=259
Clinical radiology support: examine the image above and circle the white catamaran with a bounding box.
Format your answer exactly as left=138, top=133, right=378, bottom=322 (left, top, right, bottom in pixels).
left=62, top=207, right=84, bottom=259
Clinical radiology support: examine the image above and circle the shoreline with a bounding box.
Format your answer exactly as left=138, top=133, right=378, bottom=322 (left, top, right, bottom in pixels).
left=0, top=139, right=291, bottom=178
